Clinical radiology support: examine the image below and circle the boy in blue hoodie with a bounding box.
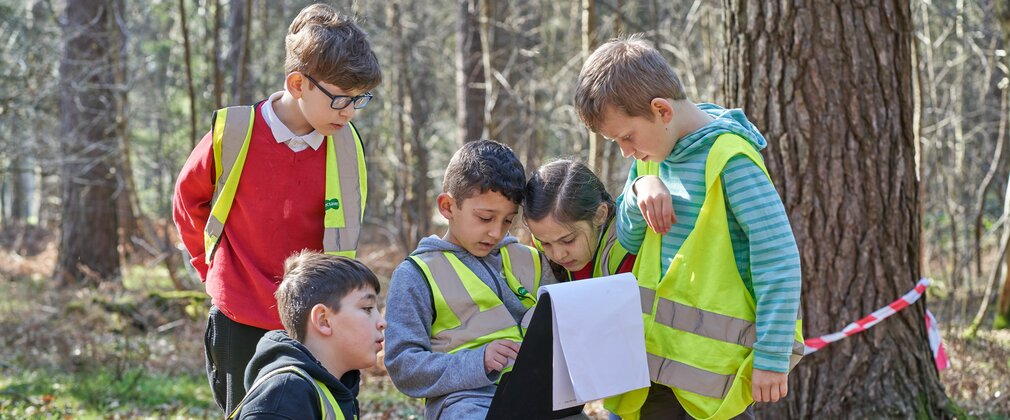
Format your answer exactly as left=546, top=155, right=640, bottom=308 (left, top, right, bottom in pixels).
left=384, top=140, right=558, bottom=419
left=230, top=251, right=386, bottom=419
left=574, top=35, right=804, bottom=419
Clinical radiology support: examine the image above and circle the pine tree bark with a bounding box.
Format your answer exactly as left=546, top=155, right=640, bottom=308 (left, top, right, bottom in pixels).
left=724, top=0, right=948, bottom=417
left=56, top=0, right=125, bottom=286
left=456, top=0, right=485, bottom=144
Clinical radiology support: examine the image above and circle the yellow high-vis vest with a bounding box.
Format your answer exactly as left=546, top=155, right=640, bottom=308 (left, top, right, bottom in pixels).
left=606, top=134, right=804, bottom=420
left=532, top=216, right=631, bottom=281
left=229, top=365, right=350, bottom=420
left=202, top=106, right=367, bottom=264
left=409, top=243, right=543, bottom=377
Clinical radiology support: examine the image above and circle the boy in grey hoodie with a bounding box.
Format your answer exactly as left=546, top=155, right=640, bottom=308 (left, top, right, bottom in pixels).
left=384, top=140, right=558, bottom=419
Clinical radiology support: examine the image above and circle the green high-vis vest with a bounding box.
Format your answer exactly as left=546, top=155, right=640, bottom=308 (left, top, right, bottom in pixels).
left=606, top=134, right=804, bottom=420
left=202, top=106, right=367, bottom=265
left=229, top=365, right=350, bottom=420
left=410, top=243, right=543, bottom=378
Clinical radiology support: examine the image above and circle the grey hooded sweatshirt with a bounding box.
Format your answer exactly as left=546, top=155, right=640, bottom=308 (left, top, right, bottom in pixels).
left=384, top=235, right=556, bottom=420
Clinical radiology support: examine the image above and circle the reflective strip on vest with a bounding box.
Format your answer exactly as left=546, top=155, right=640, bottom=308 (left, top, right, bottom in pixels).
left=411, top=252, right=524, bottom=357
left=203, top=106, right=366, bottom=264
left=228, top=365, right=345, bottom=420
left=322, top=125, right=365, bottom=257
left=205, top=106, right=255, bottom=264
left=501, top=243, right=541, bottom=307
left=595, top=219, right=623, bottom=277
left=606, top=135, right=805, bottom=420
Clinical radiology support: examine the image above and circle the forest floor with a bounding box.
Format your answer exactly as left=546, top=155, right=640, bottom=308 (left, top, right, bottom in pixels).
left=0, top=224, right=1007, bottom=418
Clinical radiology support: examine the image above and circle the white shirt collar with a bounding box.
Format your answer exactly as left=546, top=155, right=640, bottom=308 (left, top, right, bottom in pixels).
left=261, top=91, right=324, bottom=151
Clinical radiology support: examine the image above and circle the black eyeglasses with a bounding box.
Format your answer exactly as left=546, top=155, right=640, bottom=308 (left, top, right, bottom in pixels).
left=303, top=74, right=373, bottom=110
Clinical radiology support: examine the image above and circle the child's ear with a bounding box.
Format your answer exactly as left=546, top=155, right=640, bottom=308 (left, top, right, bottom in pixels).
left=593, top=203, right=609, bottom=227
left=309, top=303, right=334, bottom=336
left=436, top=193, right=456, bottom=220
left=650, top=98, right=674, bottom=123
left=286, top=72, right=307, bottom=99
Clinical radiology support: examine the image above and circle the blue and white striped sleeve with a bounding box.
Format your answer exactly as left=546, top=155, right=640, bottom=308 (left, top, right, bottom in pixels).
left=722, top=155, right=802, bottom=373
left=616, top=163, right=647, bottom=254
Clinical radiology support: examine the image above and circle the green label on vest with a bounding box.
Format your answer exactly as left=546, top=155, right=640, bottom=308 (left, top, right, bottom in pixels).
left=325, top=198, right=341, bottom=211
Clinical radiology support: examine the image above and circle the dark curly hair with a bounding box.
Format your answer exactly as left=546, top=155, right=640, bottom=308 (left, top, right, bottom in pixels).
left=443, top=140, right=526, bottom=205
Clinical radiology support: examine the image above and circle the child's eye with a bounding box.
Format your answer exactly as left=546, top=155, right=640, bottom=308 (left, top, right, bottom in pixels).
left=504, top=219, right=514, bottom=225
left=562, top=238, right=575, bottom=244
left=363, top=306, right=374, bottom=313
left=478, top=216, right=492, bottom=222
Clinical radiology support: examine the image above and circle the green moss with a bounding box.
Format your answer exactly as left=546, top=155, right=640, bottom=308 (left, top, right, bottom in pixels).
left=994, top=313, right=1009, bottom=330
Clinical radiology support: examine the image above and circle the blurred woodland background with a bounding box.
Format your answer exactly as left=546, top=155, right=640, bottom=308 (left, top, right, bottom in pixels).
left=1, top=0, right=1010, bottom=418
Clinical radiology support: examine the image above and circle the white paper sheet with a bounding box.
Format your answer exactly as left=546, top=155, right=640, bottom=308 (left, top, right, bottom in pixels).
left=538, top=273, right=651, bottom=410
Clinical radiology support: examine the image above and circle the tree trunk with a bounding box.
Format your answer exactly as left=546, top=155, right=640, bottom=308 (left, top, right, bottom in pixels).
left=456, top=0, right=485, bottom=144
left=10, top=155, right=32, bottom=223
left=389, top=0, right=432, bottom=251
left=212, top=0, right=223, bottom=110
left=56, top=0, right=125, bottom=286
left=724, top=0, right=948, bottom=417
left=582, top=0, right=605, bottom=175
left=179, top=0, right=198, bottom=149
left=997, top=242, right=1010, bottom=329
left=483, top=0, right=537, bottom=153
left=991, top=0, right=1010, bottom=332
left=227, top=0, right=253, bottom=105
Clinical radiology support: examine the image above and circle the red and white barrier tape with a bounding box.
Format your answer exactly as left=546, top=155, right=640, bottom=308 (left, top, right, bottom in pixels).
left=925, top=309, right=950, bottom=371
left=803, top=278, right=946, bottom=370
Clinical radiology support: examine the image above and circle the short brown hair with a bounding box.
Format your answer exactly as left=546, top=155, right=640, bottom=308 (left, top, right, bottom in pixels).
left=443, top=140, right=526, bottom=205
left=574, top=35, right=686, bottom=133
left=276, top=251, right=381, bottom=342
left=285, top=4, right=382, bottom=92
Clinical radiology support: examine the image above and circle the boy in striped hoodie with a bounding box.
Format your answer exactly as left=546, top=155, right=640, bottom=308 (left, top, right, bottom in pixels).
left=574, top=35, right=802, bottom=419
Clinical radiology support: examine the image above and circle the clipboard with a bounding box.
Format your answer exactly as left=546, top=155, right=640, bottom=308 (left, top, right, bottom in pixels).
left=486, top=292, right=585, bottom=419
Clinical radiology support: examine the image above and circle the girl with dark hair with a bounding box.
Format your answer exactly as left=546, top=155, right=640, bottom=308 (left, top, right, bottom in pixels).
left=524, top=159, right=636, bottom=281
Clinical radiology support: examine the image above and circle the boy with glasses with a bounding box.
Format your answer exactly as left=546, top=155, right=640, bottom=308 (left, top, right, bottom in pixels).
left=173, top=4, right=381, bottom=414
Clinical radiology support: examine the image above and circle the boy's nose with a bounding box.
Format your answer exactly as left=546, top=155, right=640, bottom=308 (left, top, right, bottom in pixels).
left=618, top=143, right=635, bottom=158
left=338, top=105, right=356, bottom=120
left=490, top=225, right=507, bottom=240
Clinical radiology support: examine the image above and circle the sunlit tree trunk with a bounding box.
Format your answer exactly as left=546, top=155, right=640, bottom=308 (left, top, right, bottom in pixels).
left=56, top=0, right=125, bottom=286
left=724, top=0, right=948, bottom=416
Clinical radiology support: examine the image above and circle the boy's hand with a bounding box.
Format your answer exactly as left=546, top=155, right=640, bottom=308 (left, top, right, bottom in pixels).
left=484, top=339, right=520, bottom=373
left=752, top=368, right=788, bottom=403
left=633, top=175, right=677, bottom=234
